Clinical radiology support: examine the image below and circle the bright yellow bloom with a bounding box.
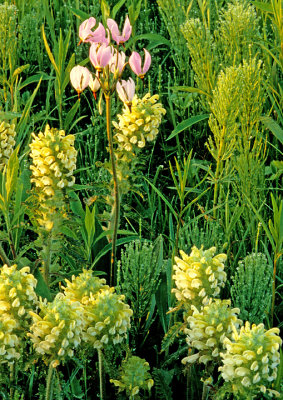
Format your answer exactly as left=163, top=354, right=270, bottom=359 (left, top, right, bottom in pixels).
left=219, top=322, right=282, bottom=398
left=83, top=288, right=133, bottom=349
left=28, top=293, right=84, bottom=367
left=172, top=246, right=227, bottom=311
left=29, top=124, right=77, bottom=231
left=113, top=93, right=166, bottom=155
left=182, top=299, right=241, bottom=365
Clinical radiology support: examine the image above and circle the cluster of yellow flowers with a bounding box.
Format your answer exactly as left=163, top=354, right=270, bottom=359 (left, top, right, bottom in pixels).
left=0, top=120, right=16, bottom=171
left=182, top=299, right=241, bottom=365
left=63, top=270, right=132, bottom=350
left=172, top=246, right=227, bottom=312
left=0, top=264, right=38, bottom=363
left=29, top=125, right=77, bottom=230
left=110, top=356, right=154, bottom=397
left=28, top=293, right=84, bottom=368
left=113, top=93, right=166, bottom=156
left=219, top=322, right=282, bottom=398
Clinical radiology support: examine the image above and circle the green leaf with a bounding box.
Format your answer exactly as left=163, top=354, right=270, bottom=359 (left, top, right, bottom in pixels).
left=253, top=1, right=273, bottom=13
left=41, top=25, right=59, bottom=76
left=5, top=146, right=19, bottom=205
left=112, top=0, right=127, bottom=18
left=64, top=99, right=80, bottom=131
left=144, top=177, right=178, bottom=220
left=166, top=114, right=209, bottom=141
left=260, top=116, right=283, bottom=145
left=34, top=269, right=53, bottom=301
left=67, top=6, right=90, bottom=21
left=126, top=33, right=171, bottom=49
left=0, top=111, right=22, bottom=120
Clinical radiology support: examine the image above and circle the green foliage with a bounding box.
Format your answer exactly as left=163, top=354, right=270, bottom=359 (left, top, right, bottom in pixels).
left=231, top=253, right=272, bottom=324
left=117, top=236, right=164, bottom=346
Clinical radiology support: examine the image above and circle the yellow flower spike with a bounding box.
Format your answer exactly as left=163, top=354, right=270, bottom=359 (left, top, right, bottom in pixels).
left=0, top=264, right=38, bottom=334
left=113, top=93, right=166, bottom=155
left=172, top=245, right=227, bottom=311
left=183, top=299, right=241, bottom=366
left=29, top=124, right=77, bottom=230
left=0, top=120, right=16, bottom=171
left=28, top=293, right=84, bottom=367
left=83, top=288, right=133, bottom=349
left=219, top=322, right=282, bottom=398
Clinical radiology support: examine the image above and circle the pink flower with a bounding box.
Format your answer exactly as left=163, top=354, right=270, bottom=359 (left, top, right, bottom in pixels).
left=79, top=18, right=109, bottom=44
left=116, top=78, right=135, bottom=104
left=79, top=17, right=96, bottom=43
left=89, top=43, right=113, bottom=70
left=107, top=15, right=132, bottom=45
left=129, top=49, right=151, bottom=78
left=110, top=50, right=126, bottom=77
left=70, top=65, right=90, bottom=94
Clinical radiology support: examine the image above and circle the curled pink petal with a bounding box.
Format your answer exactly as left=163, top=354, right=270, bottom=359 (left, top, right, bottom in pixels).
left=107, top=16, right=132, bottom=44
left=79, top=17, right=96, bottom=43
left=110, top=50, right=126, bottom=76
left=142, top=48, right=151, bottom=75
left=89, top=43, right=112, bottom=70
left=88, top=22, right=107, bottom=44
left=129, top=51, right=142, bottom=76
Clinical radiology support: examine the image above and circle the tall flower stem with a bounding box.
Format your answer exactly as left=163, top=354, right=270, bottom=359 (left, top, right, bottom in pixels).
left=105, top=94, right=120, bottom=286
left=43, top=233, right=52, bottom=288
left=45, top=363, right=54, bottom=400
left=98, top=349, right=104, bottom=400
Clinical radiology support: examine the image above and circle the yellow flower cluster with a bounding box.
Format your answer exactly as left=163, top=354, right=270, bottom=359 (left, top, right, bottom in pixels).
left=0, top=264, right=38, bottom=363
left=219, top=322, right=282, bottom=398
left=172, top=246, right=227, bottom=311
left=0, top=314, right=21, bottom=363
left=0, top=120, right=16, bottom=170
left=63, top=270, right=133, bottom=350
left=29, top=124, right=77, bottom=230
left=62, top=269, right=108, bottom=305
left=0, top=264, right=38, bottom=329
left=113, top=93, right=166, bottom=154
left=28, top=293, right=84, bottom=368
left=110, top=356, right=154, bottom=397
left=182, top=299, right=241, bottom=365
left=83, top=288, right=133, bottom=349
left=30, top=124, right=77, bottom=197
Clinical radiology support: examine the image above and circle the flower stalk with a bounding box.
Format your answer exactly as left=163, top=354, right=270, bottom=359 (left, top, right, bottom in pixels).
left=45, top=363, right=54, bottom=400
left=105, top=93, right=120, bottom=286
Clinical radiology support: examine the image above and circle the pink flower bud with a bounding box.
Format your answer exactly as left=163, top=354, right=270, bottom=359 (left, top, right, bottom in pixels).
left=116, top=78, right=135, bottom=104
left=110, top=50, right=126, bottom=77
left=89, top=74, right=100, bottom=99
left=89, top=43, right=113, bottom=70
left=129, top=49, right=151, bottom=79
left=107, top=15, right=132, bottom=45
left=70, top=65, right=90, bottom=94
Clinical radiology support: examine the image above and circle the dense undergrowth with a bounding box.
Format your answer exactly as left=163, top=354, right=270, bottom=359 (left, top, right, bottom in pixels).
left=0, top=0, right=282, bottom=399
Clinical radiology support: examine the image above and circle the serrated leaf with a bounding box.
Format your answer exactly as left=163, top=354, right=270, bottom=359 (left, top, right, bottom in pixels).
left=34, top=269, right=52, bottom=301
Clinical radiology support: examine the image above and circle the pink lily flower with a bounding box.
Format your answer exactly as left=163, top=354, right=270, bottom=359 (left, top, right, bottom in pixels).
left=129, top=49, right=151, bottom=79
left=88, top=23, right=110, bottom=45
left=70, top=65, right=90, bottom=95
left=116, top=78, right=135, bottom=104
left=89, top=43, right=113, bottom=71
left=89, top=74, right=100, bottom=99
left=79, top=17, right=96, bottom=43
left=110, top=50, right=126, bottom=77
left=107, top=15, right=132, bottom=45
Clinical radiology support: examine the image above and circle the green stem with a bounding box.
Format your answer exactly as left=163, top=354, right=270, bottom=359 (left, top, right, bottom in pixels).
left=45, top=363, right=54, bottom=400
left=105, top=94, right=120, bottom=286
left=213, top=135, right=224, bottom=219
left=98, top=349, right=104, bottom=400
left=0, top=243, right=10, bottom=266
left=201, top=382, right=209, bottom=400
left=43, top=232, right=52, bottom=288
left=270, top=253, right=279, bottom=326
left=10, top=362, right=15, bottom=399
